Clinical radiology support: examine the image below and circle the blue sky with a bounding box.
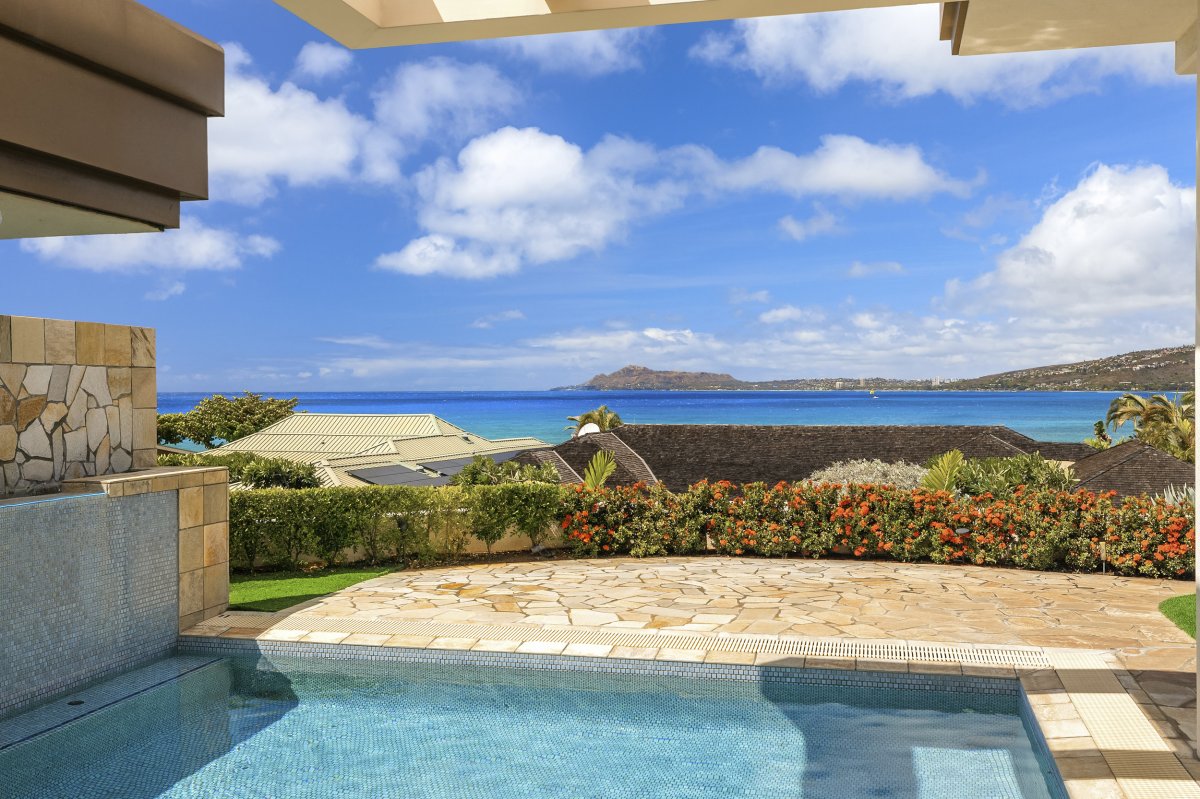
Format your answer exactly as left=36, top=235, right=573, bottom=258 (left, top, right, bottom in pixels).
left=5, top=2, right=1195, bottom=390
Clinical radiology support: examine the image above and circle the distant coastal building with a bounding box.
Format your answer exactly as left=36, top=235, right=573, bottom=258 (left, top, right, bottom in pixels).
left=213, top=413, right=548, bottom=487
left=514, top=424, right=1113, bottom=493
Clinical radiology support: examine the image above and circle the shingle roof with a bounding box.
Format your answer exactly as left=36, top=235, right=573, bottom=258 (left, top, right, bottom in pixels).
left=522, top=424, right=1096, bottom=492
left=1072, top=440, right=1194, bottom=499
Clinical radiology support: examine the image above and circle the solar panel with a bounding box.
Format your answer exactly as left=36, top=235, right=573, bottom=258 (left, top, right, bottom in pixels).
left=420, top=450, right=527, bottom=475
left=348, top=464, right=450, bottom=487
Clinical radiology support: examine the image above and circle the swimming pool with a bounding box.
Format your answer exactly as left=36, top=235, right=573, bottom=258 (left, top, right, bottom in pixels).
left=0, top=654, right=1065, bottom=799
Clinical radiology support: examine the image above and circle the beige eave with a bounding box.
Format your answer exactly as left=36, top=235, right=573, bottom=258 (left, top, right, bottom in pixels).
left=0, top=0, right=225, bottom=239
left=275, top=0, right=1199, bottom=76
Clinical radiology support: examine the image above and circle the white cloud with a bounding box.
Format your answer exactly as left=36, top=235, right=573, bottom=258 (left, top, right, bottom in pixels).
left=691, top=5, right=1181, bottom=108
left=730, top=288, right=771, bottom=304
left=947, top=164, right=1195, bottom=320
left=471, top=309, right=526, bottom=329
left=377, top=127, right=971, bottom=278
left=847, top=260, right=905, bottom=278
left=376, top=127, right=687, bottom=278
left=211, top=44, right=372, bottom=204
left=482, top=29, right=649, bottom=76
left=144, top=281, right=187, bottom=301
left=20, top=216, right=280, bottom=273
left=317, top=335, right=393, bottom=350
left=293, top=41, right=353, bottom=80
left=211, top=47, right=521, bottom=202
left=779, top=205, right=840, bottom=241
left=695, top=134, right=973, bottom=200
left=759, top=305, right=824, bottom=324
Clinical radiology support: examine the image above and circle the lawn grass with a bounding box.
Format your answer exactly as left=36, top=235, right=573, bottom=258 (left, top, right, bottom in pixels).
left=1159, top=593, right=1196, bottom=638
left=230, top=566, right=392, bottom=612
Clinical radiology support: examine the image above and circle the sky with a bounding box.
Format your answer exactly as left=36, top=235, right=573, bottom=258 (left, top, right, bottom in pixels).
left=4, top=2, right=1196, bottom=391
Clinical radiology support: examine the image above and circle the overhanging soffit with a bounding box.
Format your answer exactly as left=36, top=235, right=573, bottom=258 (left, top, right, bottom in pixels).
left=275, top=0, right=1199, bottom=59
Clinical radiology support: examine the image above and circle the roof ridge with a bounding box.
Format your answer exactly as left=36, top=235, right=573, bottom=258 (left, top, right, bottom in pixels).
left=591, top=430, right=658, bottom=485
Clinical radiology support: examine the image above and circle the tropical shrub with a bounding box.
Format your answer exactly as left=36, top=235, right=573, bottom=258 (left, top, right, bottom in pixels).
left=157, top=451, right=319, bottom=489
left=919, top=451, right=1074, bottom=496
left=451, top=456, right=558, bottom=486
left=1106, top=392, right=1195, bottom=463
left=565, top=481, right=1193, bottom=579
left=808, top=459, right=927, bottom=490
left=582, top=450, right=617, bottom=490
left=157, top=392, right=298, bottom=448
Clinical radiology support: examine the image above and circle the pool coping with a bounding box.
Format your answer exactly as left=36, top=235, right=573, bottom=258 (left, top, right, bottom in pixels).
left=182, top=614, right=1200, bottom=799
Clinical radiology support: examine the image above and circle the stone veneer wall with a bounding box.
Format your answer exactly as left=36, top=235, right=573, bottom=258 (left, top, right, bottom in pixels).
left=0, top=315, right=156, bottom=495
left=0, top=490, right=177, bottom=718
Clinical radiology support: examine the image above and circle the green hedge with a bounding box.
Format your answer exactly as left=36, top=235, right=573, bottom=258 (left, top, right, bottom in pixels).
left=229, top=483, right=566, bottom=571
left=230, top=480, right=1195, bottom=579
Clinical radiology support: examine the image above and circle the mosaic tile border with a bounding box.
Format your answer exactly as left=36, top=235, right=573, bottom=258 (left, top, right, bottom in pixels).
left=178, top=635, right=1022, bottom=695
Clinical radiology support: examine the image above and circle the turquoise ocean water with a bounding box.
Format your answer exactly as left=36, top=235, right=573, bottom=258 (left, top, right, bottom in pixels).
left=158, top=390, right=1128, bottom=445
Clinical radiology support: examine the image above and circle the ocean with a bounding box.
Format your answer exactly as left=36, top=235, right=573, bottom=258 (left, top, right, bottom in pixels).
left=157, top=390, right=1128, bottom=446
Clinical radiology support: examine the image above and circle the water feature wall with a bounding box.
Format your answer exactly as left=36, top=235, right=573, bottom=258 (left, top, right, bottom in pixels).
left=0, top=490, right=177, bottom=718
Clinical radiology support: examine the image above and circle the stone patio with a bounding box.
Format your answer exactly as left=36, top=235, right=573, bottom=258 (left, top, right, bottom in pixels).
left=187, top=556, right=1198, bottom=798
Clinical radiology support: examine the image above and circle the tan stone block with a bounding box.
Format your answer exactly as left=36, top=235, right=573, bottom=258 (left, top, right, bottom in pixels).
left=131, top=368, right=156, bottom=409
left=132, top=408, right=156, bottom=451
left=133, top=448, right=158, bottom=469
left=204, top=467, right=229, bottom=485
left=203, top=563, right=229, bottom=610
left=0, top=425, right=15, bottom=460
left=0, top=315, right=10, bottom=362
left=75, top=322, right=105, bottom=365
left=0, top=392, right=14, bottom=426
left=44, top=319, right=76, bottom=365
left=104, top=325, right=132, bottom=367
left=203, top=522, right=229, bottom=567
left=107, top=367, right=131, bottom=399
left=203, top=483, right=228, bottom=523
left=179, top=525, right=204, bottom=573
left=179, top=568, right=204, bottom=616
left=10, top=317, right=45, bottom=364
left=178, top=609, right=206, bottom=632
left=179, top=486, right=204, bottom=529
left=16, top=397, right=46, bottom=431
left=131, top=327, right=156, bottom=367
left=0, top=364, right=24, bottom=395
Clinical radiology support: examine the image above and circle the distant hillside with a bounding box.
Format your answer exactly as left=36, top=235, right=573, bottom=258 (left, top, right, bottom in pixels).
left=557, top=346, right=1194, bottom=392
left=951, top=346, right=1194, bottom=391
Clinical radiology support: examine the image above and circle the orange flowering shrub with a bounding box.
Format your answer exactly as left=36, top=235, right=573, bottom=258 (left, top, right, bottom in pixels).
left=559, top=480, right=1194, bottom=579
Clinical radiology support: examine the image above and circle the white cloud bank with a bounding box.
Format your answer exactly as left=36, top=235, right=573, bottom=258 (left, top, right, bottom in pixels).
left=691, top=5, right=1181, bottom=107
left=947, top=164, right=1195, bottom=321
left=211, top=47, right=520, bottom=203
left=377, top=127, right=971, bottom=278
left=482, top=29, right=650, bottom=76
left=20, top=216, right=280, bottom=273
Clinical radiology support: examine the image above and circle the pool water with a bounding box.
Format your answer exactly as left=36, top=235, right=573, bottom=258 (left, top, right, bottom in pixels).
left=0, top=655, right=1064, bottom=799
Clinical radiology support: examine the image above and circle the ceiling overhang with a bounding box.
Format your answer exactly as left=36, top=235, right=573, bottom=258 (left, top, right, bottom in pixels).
left=273, top=0, right=922, bottom=48
left=275, top=0, right=1199, bottom=77
left=0, top=0, right=224, bottom=239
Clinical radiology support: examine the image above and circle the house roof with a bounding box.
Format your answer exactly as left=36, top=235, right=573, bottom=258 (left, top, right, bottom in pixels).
left=1072, top=440, right=1194, bottom=499
left=212, top=413, right=549, bottom=487
left=521, top=424, right=1097, bottom=493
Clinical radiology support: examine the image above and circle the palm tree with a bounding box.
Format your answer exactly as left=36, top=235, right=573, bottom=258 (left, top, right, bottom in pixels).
left=1106, top=392, right=1195, bottom=463
left=565, top=405, right=623, bottom=434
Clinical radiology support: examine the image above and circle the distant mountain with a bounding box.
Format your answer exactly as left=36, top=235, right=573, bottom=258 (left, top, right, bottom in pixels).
left=950, top=346, right=1194, bottom=391
left=556, top=346, right=1194, bottom=392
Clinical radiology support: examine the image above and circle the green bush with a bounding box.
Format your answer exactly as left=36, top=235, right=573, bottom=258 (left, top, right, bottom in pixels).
left=158, top=451, right=318, bottom=489
left=561, top=480, right=1194, bottom=580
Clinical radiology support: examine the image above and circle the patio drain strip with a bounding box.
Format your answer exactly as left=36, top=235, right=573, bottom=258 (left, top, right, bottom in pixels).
left=197, top=612, right=1051, bottom=667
